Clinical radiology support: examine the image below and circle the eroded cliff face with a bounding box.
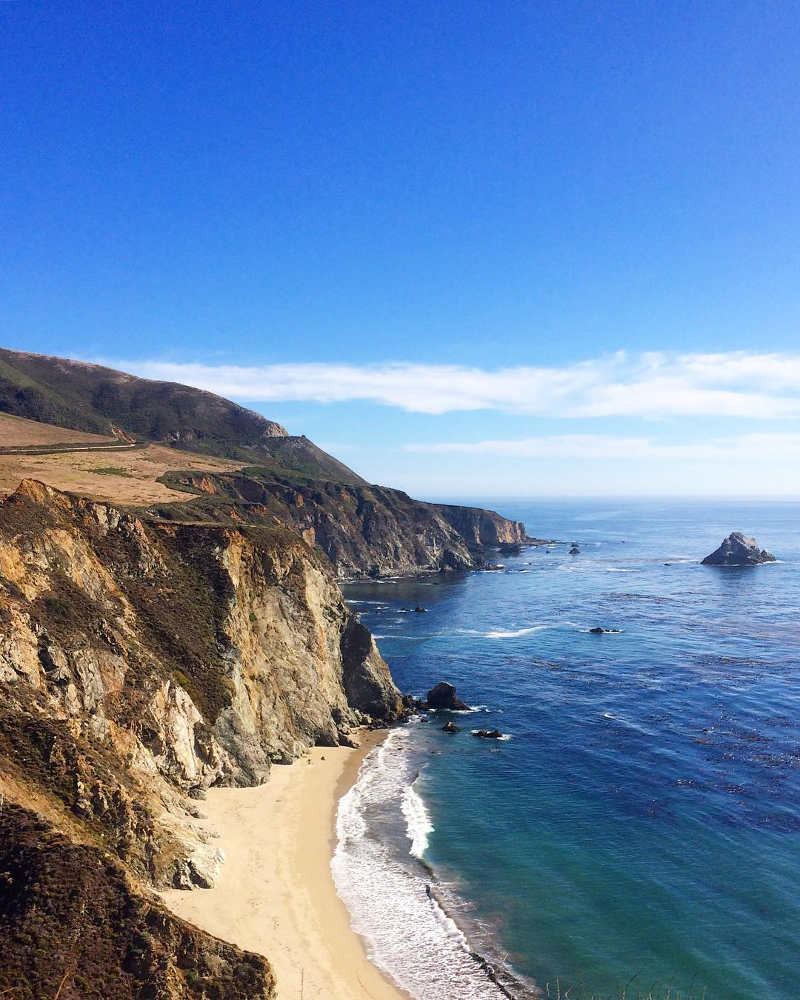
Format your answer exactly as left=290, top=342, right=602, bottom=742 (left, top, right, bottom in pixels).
left=156, top=471, right=532, bottom=578
left=0, top=479, right=401, bottom=895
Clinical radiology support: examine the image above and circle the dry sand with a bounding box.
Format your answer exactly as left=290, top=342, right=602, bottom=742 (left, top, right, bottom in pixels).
left=161, top=733, right=409, bottom=1000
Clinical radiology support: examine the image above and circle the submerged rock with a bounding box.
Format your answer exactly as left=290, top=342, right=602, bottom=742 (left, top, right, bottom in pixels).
left=426, top=681, right=469, bottom=711
left=702, top=532, right=776, bottom=566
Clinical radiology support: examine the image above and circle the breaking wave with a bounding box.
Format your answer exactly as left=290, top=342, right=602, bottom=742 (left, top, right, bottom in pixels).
left=332, top=727, right=534, bottom=999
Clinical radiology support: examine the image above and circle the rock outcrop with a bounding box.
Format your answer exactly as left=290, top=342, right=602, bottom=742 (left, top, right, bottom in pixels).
left=701, top=532, right=776, bottom=566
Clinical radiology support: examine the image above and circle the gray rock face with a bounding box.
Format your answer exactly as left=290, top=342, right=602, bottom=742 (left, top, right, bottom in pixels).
left=702, top=532, right=776, bottom=566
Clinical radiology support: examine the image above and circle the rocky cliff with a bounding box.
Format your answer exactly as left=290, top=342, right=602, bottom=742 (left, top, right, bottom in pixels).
left=0, top=478, right=402, bottom=995
left=155, top=469, right=532, bottom=578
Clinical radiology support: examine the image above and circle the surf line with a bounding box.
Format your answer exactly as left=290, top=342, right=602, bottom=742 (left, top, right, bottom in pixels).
left=423, top=881, right=519, bottom=1000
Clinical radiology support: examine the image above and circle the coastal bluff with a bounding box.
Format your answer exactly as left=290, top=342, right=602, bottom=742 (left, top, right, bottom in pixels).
left=157, top=469, right=531, bottom=579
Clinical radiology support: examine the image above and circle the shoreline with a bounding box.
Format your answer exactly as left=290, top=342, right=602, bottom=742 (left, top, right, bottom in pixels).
left=160, top=730, right=410, bottom=1000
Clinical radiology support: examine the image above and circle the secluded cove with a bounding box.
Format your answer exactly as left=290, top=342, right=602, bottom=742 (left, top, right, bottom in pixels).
left=161, top=732, right=410, bottom=1000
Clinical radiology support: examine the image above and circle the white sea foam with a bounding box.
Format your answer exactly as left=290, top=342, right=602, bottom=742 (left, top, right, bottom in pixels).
left=484, top=621, right=580, bottom=639
left=485, top=625, right=548, bottom=638
left=331, top=729, right=516, bottom=999
left=401, top=777, right=434, bottom=857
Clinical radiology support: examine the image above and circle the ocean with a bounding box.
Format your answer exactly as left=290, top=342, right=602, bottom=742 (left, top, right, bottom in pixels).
left=334, top=498, right=800, bottom=1000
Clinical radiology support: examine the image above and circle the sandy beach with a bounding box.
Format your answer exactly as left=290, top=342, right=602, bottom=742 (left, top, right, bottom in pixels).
left=161, top=731, right=409, bottom=1000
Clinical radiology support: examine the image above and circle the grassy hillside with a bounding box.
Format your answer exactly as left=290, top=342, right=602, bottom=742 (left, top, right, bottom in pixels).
left=0, top=348, right=284, bottom=452
left=0, top=348, right=366, bottom=484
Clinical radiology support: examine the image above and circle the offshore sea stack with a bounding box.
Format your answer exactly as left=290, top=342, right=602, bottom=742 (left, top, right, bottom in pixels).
left=426, top=681, right=469, bottom=711
left=702, top=532, right=776, bottom=566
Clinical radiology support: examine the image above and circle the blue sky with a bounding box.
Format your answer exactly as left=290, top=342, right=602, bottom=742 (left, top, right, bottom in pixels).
left=3, top=2, right=800, bottom=496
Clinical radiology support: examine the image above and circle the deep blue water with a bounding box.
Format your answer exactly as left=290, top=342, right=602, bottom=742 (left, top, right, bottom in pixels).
left=338, top=499, right=800, bottom=1000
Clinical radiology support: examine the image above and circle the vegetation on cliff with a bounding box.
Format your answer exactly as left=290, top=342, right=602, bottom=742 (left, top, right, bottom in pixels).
left=0, top=803, right=275, bottom=1000
left=0, top=348, right=286, bottom=457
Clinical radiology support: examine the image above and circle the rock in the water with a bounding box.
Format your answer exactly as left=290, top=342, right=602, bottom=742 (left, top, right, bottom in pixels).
left=569, top=545, right=580, bottom=555
left=589, top=626, right=604, bottom=634
left=442, top=720, right=461, bottom=733
left=426, top=681, right=469, bottom=711
left=472, top=728, right=503, bottom=740
left=499, top=542, right=522, bottom=555
left=702, top=532, right=776, bottom=566
left=414, top=605, right=427, bottom=613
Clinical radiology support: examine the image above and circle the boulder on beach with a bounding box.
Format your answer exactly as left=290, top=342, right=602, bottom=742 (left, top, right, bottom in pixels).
left=702, top=532, right=776, bottom=566
left=426, top=681, right=469, bottom=711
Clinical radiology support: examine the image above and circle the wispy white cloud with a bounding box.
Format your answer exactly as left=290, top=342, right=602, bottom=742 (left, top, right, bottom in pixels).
left=404, top=432, right=800, bottom=462
left=106, top=351, right=800, bottom=419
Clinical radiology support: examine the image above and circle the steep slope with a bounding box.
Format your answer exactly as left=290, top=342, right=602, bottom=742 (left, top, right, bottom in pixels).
left=0, top=347, right=287, bottom=454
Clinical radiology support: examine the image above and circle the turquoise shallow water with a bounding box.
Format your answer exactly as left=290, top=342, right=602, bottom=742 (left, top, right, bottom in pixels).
left=339, top=499, right=800, bottom=1000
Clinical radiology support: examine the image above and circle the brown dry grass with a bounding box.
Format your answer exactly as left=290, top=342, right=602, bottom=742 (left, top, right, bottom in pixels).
left=0, top=443, right=243, bottom=505
left=0, top=412, right=115, bottom=448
